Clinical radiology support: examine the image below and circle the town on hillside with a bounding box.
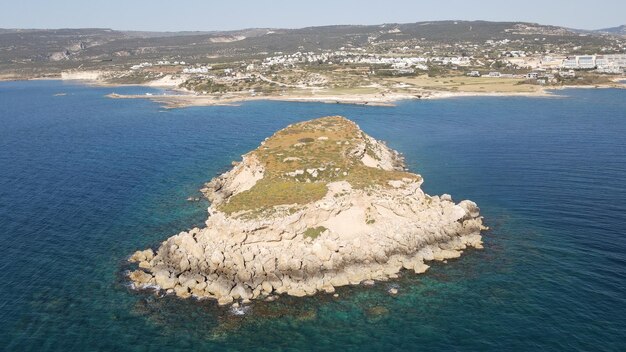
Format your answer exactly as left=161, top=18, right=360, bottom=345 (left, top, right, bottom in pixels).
left=1, top=22, right=625, bottom=96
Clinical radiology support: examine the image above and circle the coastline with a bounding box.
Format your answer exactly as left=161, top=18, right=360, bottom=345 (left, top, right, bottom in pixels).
left=104, top=84, right=567, bottom=108
left=4, top=74, right=624, bottom=108
left=104, top=84, right=559, bottom=109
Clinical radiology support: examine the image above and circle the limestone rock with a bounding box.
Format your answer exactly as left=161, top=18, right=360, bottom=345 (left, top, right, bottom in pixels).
left=129, top=270, right=153, bottom=286
left=174, top=285, right=191, bottom=298
left=154, top=271, right=177, bottom=290
left=127, top=116, right=485, bottom=305
left=217, top=296, right=234, bottom=306
left=129, top=249, right=154, bottom=263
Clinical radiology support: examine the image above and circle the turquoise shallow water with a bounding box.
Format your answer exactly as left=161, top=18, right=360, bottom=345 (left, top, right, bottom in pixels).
left=1, top=81, right=625, bottom=351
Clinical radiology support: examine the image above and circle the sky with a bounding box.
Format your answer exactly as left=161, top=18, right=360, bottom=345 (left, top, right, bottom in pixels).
left=1, top=0, right=624, bottom=31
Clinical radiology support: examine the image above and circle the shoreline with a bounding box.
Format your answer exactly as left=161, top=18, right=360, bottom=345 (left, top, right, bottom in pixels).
left=104, top=85, right=559, bottom=109
left=103, top=85, right=577, bottom=108
left=4, top=75, right=624, bottom=108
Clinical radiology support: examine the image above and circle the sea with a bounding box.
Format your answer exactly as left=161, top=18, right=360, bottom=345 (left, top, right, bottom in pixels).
left=1, top=80, right=625, bottom=351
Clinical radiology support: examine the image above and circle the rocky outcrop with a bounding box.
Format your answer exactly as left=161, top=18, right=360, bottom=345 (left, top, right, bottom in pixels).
left=202, top=154, right=264, bottom=205
left=127, top=116, right=486, bottom=305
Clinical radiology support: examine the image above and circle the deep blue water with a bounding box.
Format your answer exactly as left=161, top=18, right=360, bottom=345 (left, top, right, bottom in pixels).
left=1, top=81, right=625, bottom=351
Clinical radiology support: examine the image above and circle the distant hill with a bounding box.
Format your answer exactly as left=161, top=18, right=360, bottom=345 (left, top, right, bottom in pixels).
left=0, top=20, right=620, bottom=76
left=596, top=25, right=626, bottom=35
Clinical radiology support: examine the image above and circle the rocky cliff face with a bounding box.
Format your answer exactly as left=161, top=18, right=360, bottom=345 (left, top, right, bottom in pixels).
left=127, top=116, right=486, bottom=306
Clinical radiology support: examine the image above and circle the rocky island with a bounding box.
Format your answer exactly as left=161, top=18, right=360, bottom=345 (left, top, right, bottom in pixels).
left=128, top=116, right=486, bottom=306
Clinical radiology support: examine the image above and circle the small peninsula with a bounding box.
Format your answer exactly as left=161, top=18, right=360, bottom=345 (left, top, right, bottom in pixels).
left=128, top=116, right=486, bottom=305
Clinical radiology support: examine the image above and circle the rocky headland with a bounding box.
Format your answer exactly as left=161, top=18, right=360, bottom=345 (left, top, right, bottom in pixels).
left=127, top=116, right=486, bottom=305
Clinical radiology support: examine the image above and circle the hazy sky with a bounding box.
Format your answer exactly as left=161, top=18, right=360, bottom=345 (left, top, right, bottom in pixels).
left=1, top=0, right=624, bottom=31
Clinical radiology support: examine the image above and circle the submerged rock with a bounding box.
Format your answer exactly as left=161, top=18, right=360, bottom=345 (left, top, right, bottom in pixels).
left=127, top=116, right=486, bottom=304
left=366, top=306, right=390, bottom=318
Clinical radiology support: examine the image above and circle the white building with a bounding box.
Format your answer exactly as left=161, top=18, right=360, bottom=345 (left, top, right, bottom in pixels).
left=578, top=56, right=596, bottom=69
left=596, top=54, right=626, bottom=70
left=526, top=72, right=539, bottom=79
left=562, top=55, right=596, bottom=69
left=182, top=66, right=211, bottom=74
left=562, top=54, right=626, bottom=71
left=558, top=70, right=576, bottom=78
left=562, top=58, right=578, bottom=69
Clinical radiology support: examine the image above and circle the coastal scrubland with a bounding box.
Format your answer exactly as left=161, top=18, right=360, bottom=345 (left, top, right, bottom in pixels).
left=219, top=116, right=419, bottom=215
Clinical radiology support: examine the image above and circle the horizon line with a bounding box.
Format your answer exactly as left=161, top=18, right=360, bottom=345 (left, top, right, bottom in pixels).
left=1, top=19, right=624, bottom=33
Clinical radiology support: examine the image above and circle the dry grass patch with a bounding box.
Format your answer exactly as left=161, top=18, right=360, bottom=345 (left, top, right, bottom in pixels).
left=219, top=179, right=328, bottom=215
left=346, top=166, right=420, bottom=190
left=390, top=75, right=540, bottom=93
left=217, top=116, right=418, bottom=216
